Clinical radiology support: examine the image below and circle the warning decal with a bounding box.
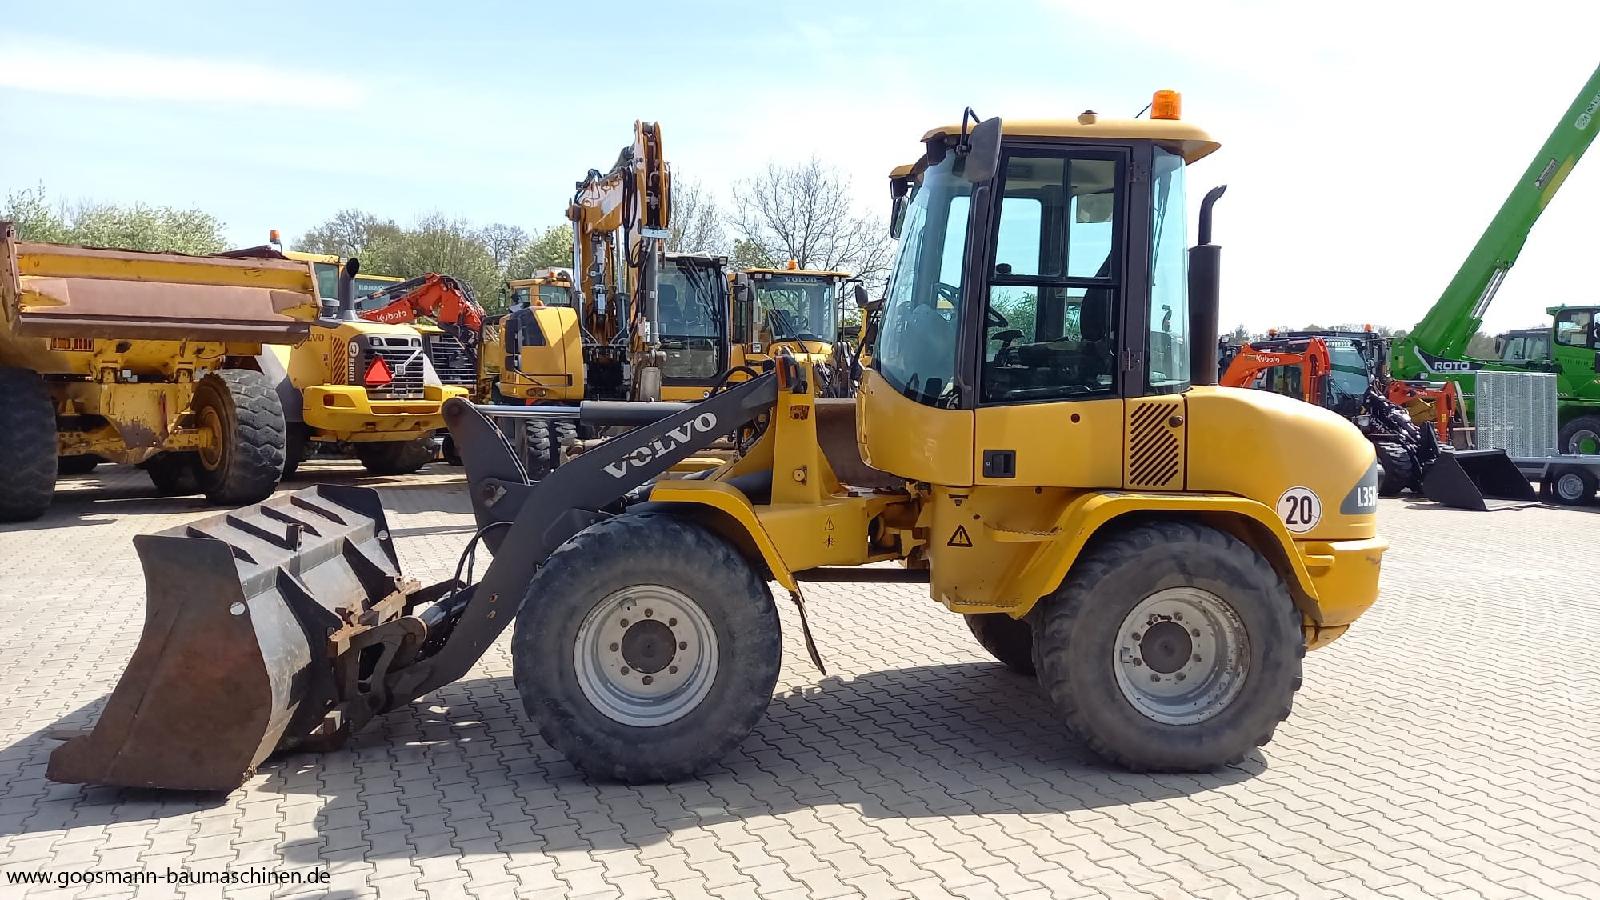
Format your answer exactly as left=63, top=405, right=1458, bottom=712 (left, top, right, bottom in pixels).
left=947, top=525, right=973, bottom=547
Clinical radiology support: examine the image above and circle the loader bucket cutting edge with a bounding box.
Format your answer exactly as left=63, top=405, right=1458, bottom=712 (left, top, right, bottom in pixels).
left=46, top=485, right=409, bottom=792
left=1422, top=449, right=1537, bottom=511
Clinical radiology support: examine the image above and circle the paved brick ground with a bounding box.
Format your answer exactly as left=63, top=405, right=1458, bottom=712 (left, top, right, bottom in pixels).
left=0, top=463, right=1596, bottom=898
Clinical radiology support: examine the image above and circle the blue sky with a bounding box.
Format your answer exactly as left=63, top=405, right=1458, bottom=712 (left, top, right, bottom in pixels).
left=4, top=0, right=1599, bottom=335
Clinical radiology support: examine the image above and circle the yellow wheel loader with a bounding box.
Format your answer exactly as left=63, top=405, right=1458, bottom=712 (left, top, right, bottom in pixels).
left=0, top=225, right=321, bottom=520
left=47, top=99, right=1387, bottom=792
left=730, top=263, right=861, bottom=397
left=219, top=243, right=471, bottom=476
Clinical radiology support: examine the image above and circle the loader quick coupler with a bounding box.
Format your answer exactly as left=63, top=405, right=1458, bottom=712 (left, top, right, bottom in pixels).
left=46, top=373, right=783, bottom=792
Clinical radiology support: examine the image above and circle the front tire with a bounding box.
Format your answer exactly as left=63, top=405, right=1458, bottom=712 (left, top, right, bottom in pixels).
left=192, top=370, right=285, bottom=504
left=1547, top=465, right=1597, bottom=506
left=512, top=514, right=781, bottom=782
left=355, top=438, right=434, bottom=475
left=1374, top=440, right=1413, bottom=497
left=1034, top=520, right=1303, bottom=772
left=0, top=368, right=57, bottom=522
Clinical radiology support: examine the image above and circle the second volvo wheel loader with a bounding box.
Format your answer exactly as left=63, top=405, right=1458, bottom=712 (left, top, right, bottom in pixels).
left=48, top=98, right=1387, bottom=792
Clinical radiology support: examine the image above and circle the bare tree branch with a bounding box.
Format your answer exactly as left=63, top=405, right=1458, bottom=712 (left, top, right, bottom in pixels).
left=729, top=158, right=890, bottom=283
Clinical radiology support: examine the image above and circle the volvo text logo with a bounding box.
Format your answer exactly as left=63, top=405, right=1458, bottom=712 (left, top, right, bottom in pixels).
left=604, top=413, right=719, bottom=478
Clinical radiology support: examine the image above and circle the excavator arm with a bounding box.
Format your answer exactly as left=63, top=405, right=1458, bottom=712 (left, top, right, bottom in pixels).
left=1220, top=337, right=1331, bottom=403
left=1392, top=64, right=1600, bottom=380
left=358, top=273, right=486, bottom=352
left=567, top=121, right=671, bottom=399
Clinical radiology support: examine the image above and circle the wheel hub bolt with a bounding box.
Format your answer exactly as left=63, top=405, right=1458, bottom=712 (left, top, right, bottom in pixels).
left=645, top=609, right=654, bottom=618
left=642, top=676, right=654, bottom=685
left=1193, top=655, right=1202, bottom=663
left=1131, top=632, right=1142, bottom=641
left=610, top=643, right=620, bottom=652
left=620, top=619, right=629, bottom=627
left=1191, top=629, right=1200, bottom=637
left=679, top=641, right=688, bottom=650
left=620, top=666, right=631, bottom=675
left=1175, top=673, right=1187, bottom=682
left=668, top=666, right=678, bottom=675
left=1174, top=612, right=1183, bottom=622
left=1150, top=674, right=1161, bottom=682
left=669, top=618, right=678, bottom=626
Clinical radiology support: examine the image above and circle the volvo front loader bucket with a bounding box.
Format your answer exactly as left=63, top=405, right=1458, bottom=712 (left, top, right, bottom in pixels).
left=47, top=485, right=413, bottom=791
left=1422, top=449, right=1537, bottom=511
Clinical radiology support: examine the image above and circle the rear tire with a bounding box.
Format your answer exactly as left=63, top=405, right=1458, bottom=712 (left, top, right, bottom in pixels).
left=1547, top=465, right=1597, bottom=506
left=355, top=438, right=434, bottom=475
left=0, top=368, right=57, bottom=522
left=1560, top=415, right=1600, bottom=456
left=193, top=370, right=285, bottom=504
left=1034, top=520, right=1303, bottom=772
left=512, top=514, right=781, bottom=782
left=57, top=455, right=101, bottom=476
left=964, top=613, right=1036, bottom=675
left=1374, top=440, right=1413, bottom=497
left=145, top=453, right=200, bottom=496
left=282, top=423, right=308, bottom=479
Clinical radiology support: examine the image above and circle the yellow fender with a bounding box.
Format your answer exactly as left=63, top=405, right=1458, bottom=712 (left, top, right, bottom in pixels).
left=646, top=480, right=798, bottom=592
left=1003, top=491, right=1323, bottom=622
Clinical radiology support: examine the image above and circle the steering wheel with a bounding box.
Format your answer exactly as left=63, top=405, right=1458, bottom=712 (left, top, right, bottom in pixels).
left=935, top=281, right=961, bottom=305
left=986, top=306, right=1009, bottom=329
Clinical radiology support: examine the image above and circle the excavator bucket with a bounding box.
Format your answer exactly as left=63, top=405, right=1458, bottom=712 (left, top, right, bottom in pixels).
left=46, top=485, right=411, bottom=791
left=1422, top=449, right=1537, bottom=511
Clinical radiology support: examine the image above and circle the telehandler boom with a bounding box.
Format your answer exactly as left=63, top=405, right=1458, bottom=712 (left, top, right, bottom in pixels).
left=48, top=98, right=1386, bottom=792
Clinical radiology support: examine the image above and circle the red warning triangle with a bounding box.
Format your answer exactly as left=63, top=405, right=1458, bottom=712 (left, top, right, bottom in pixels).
left=363, top=356, right=393, bottom=387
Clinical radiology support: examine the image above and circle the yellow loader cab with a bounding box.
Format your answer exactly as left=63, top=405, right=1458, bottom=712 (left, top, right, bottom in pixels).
left=49, top=98, right=1387, bottom=795
left=223, top=246, right=468, bottom=475
left=729, top=263, right=860, bottom=397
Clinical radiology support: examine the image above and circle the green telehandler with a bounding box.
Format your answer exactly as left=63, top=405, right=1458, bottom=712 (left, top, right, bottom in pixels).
left=1389, top=63, right=1600, bottom=456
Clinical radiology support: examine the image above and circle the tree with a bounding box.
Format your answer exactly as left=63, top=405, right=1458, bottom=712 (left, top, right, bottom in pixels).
left=668, top=179, right=725, bottom=256
left=480, top=223, right=529, bottom=273
left=730, top=158, right=892, bottom=284
left=4, top=185, right=227, bottom=254
left=296, top=208, right=398, bottom=259
left=507, top=224, right=572, bottom=279
left=1228, top=324, right=1251, bottom=344
left=1465, top=331, right=1498, bottom=357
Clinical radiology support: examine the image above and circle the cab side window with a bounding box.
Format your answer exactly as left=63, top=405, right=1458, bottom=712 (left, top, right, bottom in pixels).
left=981, top=153, right=1120, bottom=403
left=1555, top=310, right=1596, bottom=347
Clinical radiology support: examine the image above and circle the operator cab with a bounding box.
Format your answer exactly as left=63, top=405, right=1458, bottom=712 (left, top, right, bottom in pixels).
left=657, top=253, right=729, bottom=384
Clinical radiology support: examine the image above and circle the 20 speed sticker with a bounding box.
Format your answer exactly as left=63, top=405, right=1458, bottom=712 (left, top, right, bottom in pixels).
left=1276, top=486, right=1322, bottom=534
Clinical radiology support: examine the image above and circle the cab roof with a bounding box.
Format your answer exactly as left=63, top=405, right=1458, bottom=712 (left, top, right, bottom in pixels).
left=922, top=114, right=1220, bottom=164
left=743, top=266, right=854, bottom=279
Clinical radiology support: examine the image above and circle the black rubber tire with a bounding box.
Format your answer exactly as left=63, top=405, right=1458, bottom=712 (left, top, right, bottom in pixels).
left=964, top=613, right=1036, bottom=675
left=521, top=419, right=557, bottom=480
left=1546, top=465, right=1598, bottom=506
left=553, top=420, right=579, bottom=468
left=145, top=452, right=201, bottom=496
left=355, top=438, right=434, bottom=475
left=512, top=513, right=781, bottom=782
left=0, top=368, right=58, bottom=522
left=1559, top=415, right=1600, bottom=456
left=57, top=455, right=100, bottom=476
left=282, top=423, right=309, bottom=479
left=192, top=370, right=286, bottom=504
left=1374, top=440, right=1413, bottom=497
left=1034, top=520, right=1304, bottom=772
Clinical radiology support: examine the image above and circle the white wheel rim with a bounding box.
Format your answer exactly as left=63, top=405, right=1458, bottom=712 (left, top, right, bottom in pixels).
left=1113, top=587, right=1251, bottom=725
left=1555, top=472, right=1589, bottom=502
left=573, top=585, right=718, bottom=727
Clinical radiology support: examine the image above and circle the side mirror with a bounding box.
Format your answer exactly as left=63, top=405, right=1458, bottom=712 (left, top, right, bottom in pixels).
left=852, top=283, right=869, bottom=309
left=959, top=116, right=1003, bottom=184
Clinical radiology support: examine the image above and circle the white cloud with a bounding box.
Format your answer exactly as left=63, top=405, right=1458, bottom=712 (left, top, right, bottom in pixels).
left=0, top=35, right=366, bottom=110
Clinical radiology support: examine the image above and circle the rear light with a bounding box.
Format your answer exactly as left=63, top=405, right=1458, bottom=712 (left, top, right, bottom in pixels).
left=364, top=357, right=393, bottom=388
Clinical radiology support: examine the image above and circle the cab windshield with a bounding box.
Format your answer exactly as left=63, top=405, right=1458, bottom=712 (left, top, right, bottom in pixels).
left=757, top=276, right=837, bottom=343
left=876, top=154, right=971, bottom=405
left=657, top=259, right=727, bottom=380
left=314, top=262, right=402, bottom=309
left=539, top=284, right=572, bottom=307
left=1499, top=331, right=1551, bottom=362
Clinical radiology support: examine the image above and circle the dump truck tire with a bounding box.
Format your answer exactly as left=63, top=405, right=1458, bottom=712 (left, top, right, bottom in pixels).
left=356, top=438, right=433, bottom=475
left=522, top=419, right=556, bottom=480
left=58, top=455, right=100, bottom=476
left=1375, top=441, right=1413, bottom=497
left=964, top=613, right=1035, bottom=675
left=0, top=368, right=57, bottom=522
left=145, top=453, right=200, bottom=495
left=512, top=513, right=781, bottom=782
left=193, top=370, right=285, bottom=504
left=1559, top=415, right=1600, bottom=456
left=1035, top=520, right=1303, bottom=772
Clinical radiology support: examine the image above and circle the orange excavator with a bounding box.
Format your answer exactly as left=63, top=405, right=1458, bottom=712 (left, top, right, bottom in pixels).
left=358, top=273, right=486, bottom=358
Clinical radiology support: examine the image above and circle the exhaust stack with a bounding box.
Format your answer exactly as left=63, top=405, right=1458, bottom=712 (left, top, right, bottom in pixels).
left=1189, top=185, right=1226, bottom=385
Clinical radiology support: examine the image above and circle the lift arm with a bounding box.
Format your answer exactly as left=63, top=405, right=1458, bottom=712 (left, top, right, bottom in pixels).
left=1220, top=337, right=1331, bottom=403
left=1392, top=64, right=1600, bottom=379
left=358, top=273, right=485, bottom=346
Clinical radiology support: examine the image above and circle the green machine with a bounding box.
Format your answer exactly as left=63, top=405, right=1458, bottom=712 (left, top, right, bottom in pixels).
left=1389, top=63, right=1600, bottom=455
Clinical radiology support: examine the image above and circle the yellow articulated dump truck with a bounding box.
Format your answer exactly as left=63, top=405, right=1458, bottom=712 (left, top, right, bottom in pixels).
left=218, top=244, right=470, bottom=476
left=48, top=96, right=1388, bottom=793
left=0, top=223, right=319, bottom=521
